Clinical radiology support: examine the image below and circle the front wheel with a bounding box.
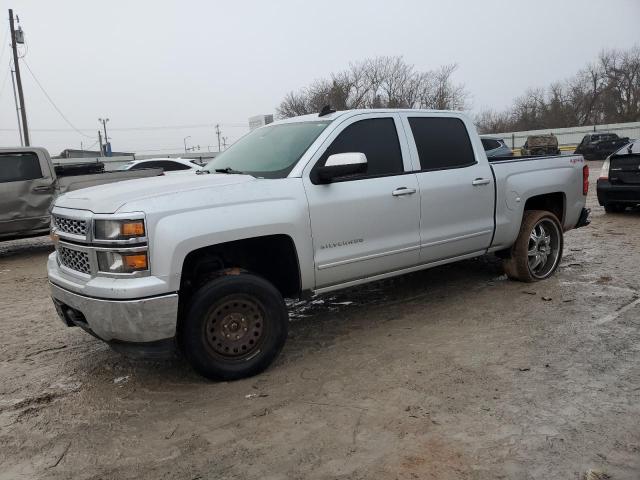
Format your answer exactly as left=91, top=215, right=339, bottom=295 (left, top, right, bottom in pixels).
left=180, top=273, right=289, bottom=380
left=503, top=210, right=564, bottom=282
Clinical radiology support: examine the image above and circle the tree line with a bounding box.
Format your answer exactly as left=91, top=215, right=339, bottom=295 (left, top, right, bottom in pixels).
left=277, top=47, right=640, bottom=134
left=277, top=56, right=468, bottom=118
left=475, top=46, right=640, bottom=133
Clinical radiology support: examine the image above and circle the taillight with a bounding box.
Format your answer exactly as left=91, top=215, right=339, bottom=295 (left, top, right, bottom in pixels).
left=599, top=158, right=610, bottom=180
left=583, top=165, right=589, bottom=195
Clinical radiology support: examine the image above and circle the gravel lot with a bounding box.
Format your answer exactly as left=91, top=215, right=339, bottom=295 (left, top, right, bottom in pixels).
left=1, top=161, right=639, bottom=480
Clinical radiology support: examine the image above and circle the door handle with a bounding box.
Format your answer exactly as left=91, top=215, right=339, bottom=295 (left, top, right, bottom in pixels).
left=33, top=185, right=54, bottom=192
left=392, top=187, right=417, bottom=196
left=472, top=178, right=491, bottom=186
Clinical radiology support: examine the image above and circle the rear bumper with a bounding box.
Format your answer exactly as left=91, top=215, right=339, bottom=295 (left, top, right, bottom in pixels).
left=50, top=282, right=178, bottom=344
left=597, top=179, right=640, bottom=205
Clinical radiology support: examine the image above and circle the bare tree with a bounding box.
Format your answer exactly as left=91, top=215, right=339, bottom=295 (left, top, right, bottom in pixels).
left=277, top=56, right=468, bottom=118
left=475, top=45, right=640, bottom=133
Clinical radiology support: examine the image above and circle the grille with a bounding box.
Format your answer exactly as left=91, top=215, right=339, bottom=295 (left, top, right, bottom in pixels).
left=58, top=246, right=91, bottom=275
left=53, top=216, right=88, bottom=236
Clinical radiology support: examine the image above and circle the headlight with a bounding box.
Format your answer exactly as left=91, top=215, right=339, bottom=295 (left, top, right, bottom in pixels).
left=97, top=250, right=148, bottom=273
left=94, top=219, right=145, bottom=241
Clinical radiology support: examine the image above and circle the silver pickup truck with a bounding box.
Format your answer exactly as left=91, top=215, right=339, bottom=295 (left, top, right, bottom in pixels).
left=47, top=109, right=590, bottom=380
left=0, top=147, right=161, bottom=241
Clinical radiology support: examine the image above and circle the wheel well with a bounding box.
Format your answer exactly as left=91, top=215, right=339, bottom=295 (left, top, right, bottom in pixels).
left=179, top=234, right=302, bottom=301
left=523, top=192, right=565, bottom=224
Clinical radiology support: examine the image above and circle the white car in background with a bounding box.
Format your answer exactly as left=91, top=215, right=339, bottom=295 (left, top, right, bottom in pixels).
left=118, top=158, right=202, bottom=174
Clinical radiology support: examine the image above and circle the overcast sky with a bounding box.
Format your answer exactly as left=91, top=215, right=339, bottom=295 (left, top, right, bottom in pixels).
left=0, top=0, right=638, bottom=155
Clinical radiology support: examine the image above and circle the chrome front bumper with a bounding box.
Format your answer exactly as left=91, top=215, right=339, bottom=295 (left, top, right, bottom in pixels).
left=50, top=282, right=178, bottom=343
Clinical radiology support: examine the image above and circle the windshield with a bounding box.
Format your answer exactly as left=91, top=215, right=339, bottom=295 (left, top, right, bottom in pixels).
left=204, top=121, right=331, bottom=178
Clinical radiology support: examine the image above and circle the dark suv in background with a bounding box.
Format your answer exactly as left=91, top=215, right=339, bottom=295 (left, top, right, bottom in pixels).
left=597, top=140, right=640, bottom=213
left=575, top=133, right=630, bottom=160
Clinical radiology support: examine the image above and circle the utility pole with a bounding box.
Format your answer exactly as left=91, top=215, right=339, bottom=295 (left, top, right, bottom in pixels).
left=215, top=124, right=221, bottom=152
left=99, top=118, right=110, bottom=156
left=10, top=69, right=24, bottom=146
left=98, top=130, right=104, bottom=156
left=9, top=9, right=29, bottom=146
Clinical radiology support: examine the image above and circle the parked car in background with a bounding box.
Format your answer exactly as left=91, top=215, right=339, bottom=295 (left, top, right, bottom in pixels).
left=118, top=158, right=201, bottom=173
left=0, top=147, right=162, bottom=242
left=480, top=136, right=513, bottom=158
left=520, top=134, right=560, bottom=156
left=597, top=140, right=640, bottom=213
left=48, top=108, right=590, bottom=380
left=575, top=133, right=630, bottom=160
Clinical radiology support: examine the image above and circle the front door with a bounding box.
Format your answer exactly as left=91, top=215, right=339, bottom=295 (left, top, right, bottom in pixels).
left=302, top=114, right=421, bottom=288
left=0, top=150, right=56, bottom=238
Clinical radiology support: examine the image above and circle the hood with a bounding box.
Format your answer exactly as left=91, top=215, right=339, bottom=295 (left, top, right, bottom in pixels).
left=55, top=172, right=255, bottom=213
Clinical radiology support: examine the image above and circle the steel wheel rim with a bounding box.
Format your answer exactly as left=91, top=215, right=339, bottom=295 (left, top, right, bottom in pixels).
left=203, top=295, right=265, bottom=360
left=527, top=218, right=561, bottom=279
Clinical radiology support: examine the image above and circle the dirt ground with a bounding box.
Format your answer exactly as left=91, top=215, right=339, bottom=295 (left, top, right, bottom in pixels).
left=1, top=161, right=639, bottom=480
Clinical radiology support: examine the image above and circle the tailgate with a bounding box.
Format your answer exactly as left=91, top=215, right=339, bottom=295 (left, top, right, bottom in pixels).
left=610, top=154, right=640, bottom=185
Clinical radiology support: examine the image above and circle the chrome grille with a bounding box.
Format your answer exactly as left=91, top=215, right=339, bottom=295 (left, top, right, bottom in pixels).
left=53, top=216, right=88, bottom=236
left=58, top=246, right=91, bottom=275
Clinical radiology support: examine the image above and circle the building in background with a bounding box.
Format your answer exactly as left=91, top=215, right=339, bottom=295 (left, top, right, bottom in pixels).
left=55, top=148, right=133, bottom=159
left=249, top=114, right=274, bottom=131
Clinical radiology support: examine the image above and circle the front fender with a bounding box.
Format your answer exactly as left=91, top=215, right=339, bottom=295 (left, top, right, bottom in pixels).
left=148, top=197, right=314, bottom=293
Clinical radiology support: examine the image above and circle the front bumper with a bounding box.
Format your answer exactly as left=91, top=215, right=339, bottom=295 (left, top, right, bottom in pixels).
left=50, top=282, right=178, bottom=344
left=597, top=179, right=640, bottom=206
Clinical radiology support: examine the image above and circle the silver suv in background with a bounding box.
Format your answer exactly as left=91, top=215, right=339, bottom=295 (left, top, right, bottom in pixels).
left=480, top=136, right=513, bottom=158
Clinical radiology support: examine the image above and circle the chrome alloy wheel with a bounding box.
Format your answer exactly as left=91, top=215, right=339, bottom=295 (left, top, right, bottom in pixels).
left=527, top=218, right=561, bottom=279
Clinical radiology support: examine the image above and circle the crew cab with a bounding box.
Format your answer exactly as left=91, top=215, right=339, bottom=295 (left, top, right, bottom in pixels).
left=0, top=147, right=161, bottom=241
left=48, top=109, right=590, bottom=380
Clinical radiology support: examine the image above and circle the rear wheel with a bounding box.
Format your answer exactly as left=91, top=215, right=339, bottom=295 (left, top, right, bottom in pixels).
left=604, top=203, right=625, bottom=213
left=180, top=273, right=288, bottom=380
left=503, top=210, right=563, bottom=282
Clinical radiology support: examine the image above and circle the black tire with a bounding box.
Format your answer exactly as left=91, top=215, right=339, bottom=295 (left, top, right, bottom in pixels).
left=604, top=203, right=625, bottom=214
left=503, top=210, right=564, bottom=283
left=180, top=273, right=288, bottom=381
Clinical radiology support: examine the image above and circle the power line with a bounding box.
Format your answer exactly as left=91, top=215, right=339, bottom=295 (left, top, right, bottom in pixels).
left=0, top=26, right=9, bottom=68
left=21, top=58, right=94, bottom=138
left=0, top=64, right=10, bottom=102
left=0, top=123, right=250, bottom=132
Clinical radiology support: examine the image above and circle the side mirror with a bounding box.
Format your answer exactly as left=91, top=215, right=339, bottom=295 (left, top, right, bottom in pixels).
left=316, top=152, right=367, bottom=184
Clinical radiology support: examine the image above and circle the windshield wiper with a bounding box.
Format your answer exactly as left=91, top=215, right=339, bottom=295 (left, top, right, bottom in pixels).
left=214, top=167, right=244, bottom=175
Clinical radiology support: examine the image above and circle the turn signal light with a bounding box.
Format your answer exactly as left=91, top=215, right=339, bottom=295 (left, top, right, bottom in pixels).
left=123, top=253, right=148, bottom=270
left=121, top=221, right=145, bottom=237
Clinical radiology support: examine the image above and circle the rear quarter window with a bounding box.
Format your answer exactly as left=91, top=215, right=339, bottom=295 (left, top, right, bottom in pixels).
left=0, top=152, right=43, bottom=183
left=408, top=117, right=476, bottom=170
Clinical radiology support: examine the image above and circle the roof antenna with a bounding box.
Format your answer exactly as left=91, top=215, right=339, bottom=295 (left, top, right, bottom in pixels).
left=319, top=105, right=336, bottom=117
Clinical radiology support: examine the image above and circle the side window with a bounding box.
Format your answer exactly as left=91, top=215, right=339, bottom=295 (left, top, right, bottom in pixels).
left=314, top=118, right=404, bottom=180
left=408, top=117, right=476, bottom=170
left=0, top=152, right=43, bottom=183
left=481, top=139, right=500, bottom=151
left=160, top=161, right=190, bottom=171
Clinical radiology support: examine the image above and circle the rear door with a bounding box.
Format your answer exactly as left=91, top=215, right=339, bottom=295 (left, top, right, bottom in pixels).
left=399, top=114, right=495, bottom=263
left=302, top=113, right=421, bottom=288
left=0, top=150, right=56, bottom=238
